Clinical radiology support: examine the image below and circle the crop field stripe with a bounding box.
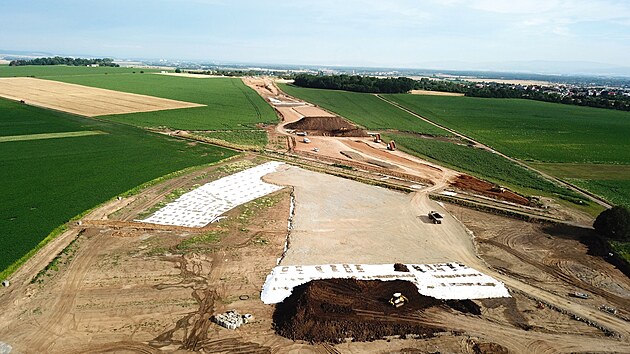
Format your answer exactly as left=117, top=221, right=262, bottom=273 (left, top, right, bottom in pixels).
left=32, top=73, right=278, bottom=131
left=382, top=94, right=630, bottom=164
left=277, top=83, right=451, bottom=136
left=0, top=130, right=106, bottom=142
left=0, top=97, right=237, bottom=273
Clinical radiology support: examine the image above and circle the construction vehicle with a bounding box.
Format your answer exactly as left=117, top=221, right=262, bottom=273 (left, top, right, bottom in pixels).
left=373, top=133, right=381, bottom=143
left=389, top=292, right=408, bottom=308
left=570, top=292, right=589, bottom=299
left=600, top=304, right=618, bottom=315
left=303, top=137, right=311, bottom=143
left=428, top=211, right=444, bottom=224
left=386, top=140, right=396, bottom=151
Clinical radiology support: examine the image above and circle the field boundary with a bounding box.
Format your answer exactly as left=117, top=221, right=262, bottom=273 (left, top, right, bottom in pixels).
left=0, top=130, right=106, bottom=143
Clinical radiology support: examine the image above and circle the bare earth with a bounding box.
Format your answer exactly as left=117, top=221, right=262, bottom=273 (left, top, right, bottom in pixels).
left=0, top=77, right=204, bottom=116
left=154, top=72, right=227, bottom=79
left=266, top=165, right=475, bottom=265
left=291, top=105, right=335, bottom=117
left=410, top=90, right=464, bottom=96
left=1, top=76, right=629, bottom=353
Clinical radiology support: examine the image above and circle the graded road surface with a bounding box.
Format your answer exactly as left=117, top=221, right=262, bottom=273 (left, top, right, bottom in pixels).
left=265, top=165, right=475, bottom=265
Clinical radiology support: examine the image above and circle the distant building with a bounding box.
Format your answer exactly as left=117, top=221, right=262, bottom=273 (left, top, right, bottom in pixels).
left=87, top=64, right=99, bottom=67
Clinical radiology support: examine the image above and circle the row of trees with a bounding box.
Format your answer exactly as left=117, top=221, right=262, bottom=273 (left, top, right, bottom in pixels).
left=293, top=74, right=416, bottom=94
left=293, top=75, right=630, bottom=112
left=9, top=57, right=119, bottom=67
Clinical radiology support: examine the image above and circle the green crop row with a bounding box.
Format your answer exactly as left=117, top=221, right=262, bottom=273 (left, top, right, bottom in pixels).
left=384, top=133, right=586, bottom=201
left=278, top=83, right=450, bottom=136
left=0, top=97, right=237, bottom=273
left=383, top=94, right=630, bottom=164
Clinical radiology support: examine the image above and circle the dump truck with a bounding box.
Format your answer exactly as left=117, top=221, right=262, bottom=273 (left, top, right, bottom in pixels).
left=428, top=211, right=444, bottom=224
left=570, top=292, right=589, bottom=299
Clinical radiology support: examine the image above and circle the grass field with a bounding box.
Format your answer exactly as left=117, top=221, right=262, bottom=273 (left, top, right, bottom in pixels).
left=383, top=94, right=630, bottom=164
left=0, top=97, right=236, bottom=275
left=528, top=163, right=630, bottom=206
left=0, top=65, right=278, bottom=132
left=278, top=84, right=450, bottom=136
left=568, top=180, right=630, bottom=207
left=191, top=130, right=267, bottom=149
left=383, top=133, right=588, bottom=202
left=0, top=65, right=156, bottom=77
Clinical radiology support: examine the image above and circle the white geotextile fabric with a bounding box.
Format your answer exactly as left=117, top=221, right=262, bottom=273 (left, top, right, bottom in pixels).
left=260, top=262, right=510, bottom=304
left=140, top=161, right=284, bottom=228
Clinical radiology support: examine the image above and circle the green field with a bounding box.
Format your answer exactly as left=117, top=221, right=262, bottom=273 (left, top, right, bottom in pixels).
left=0, top=65, right=154, bottom=79
left=0, top=65, right=156, bottom=78
left=383, top=95, right=630, bottom=164
left=527, top=162, right=630, bottom=206
left=282, top=84, right=626, bottom=208
left=191, top=130, right=267, bottom=149
left=0, top=97, right=236, bottom=275
left=278, top=83, right=449, bottom=136
left=568, top=180, right=630, bottom=207
left=384, top=133, right=586, bottom=201
left=0, top=65, right=278, bottom=132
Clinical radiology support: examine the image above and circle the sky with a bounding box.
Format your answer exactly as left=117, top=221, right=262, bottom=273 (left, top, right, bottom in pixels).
left=2, top=0, right=630, bottom=70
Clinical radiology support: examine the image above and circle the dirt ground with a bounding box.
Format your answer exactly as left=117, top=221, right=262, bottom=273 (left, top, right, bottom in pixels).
left=266, top=164, right=477, bottom=265
left=410, top=90, right=464, bottom=96
left=0, top=77, right=204, bottom=116
left=292, top=106, right=336, bottom=117
left=154, top=73, right=227, bottom=79
left=1, top=156, right=629, bottom=353
left=285, top=117, right=368, bottom=137
left=1, top=75, right=628, bottom=353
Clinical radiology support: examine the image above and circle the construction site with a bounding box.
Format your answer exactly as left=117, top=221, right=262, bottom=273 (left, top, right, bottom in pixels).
left=0, top=77, right=628, bottom=354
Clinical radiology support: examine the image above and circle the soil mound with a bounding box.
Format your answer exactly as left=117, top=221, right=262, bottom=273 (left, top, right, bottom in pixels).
left=473, top=342, right=509, bottom=354
left=273, top=279, right=479, bottom=343
left=285, top=117, right=368, bottom=137
left=394, top=263, right=410, bottom=272
left=451, top=175, right=531, bottom=206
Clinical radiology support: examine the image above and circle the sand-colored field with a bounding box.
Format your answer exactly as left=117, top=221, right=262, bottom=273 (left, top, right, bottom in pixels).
left=292, top=105, right=336, bottom=117
left=0, top=59, right=10, bottom=65
left=155, top=72, right=227, bottom=79
left=0, top=77, right=204, bottom=117
left=410, top=90, right=464, bottom=96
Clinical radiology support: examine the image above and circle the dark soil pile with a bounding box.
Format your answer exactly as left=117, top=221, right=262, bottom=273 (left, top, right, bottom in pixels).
left=394, top=263, right=410, bottom=272
left=285, top=117, right=368, bottom=137
left=273, top=279, right=480, bottom=343
left=473, top=342, right=509, bottom=354
left=451, top=175, right=531, bottom=206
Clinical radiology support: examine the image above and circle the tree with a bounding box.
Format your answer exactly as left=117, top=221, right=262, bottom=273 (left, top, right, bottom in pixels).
left=175, top=68, right=181, bottom=73
left=594, top=206, right=630, bottom=241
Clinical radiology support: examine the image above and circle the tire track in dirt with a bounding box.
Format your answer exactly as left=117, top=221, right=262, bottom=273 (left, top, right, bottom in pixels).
left=28, top=229, right=107, bottom=352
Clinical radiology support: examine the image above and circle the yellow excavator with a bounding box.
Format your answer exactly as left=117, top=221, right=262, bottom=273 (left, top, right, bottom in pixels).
left=389, top=292, right=408, bottom=308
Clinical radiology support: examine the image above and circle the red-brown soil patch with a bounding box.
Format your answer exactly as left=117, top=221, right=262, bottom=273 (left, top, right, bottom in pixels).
left=272, top=279, right=479, bottom=343
left=451, top=175, right=530, bottom=205
left=285, top=117, right=368, bottom=137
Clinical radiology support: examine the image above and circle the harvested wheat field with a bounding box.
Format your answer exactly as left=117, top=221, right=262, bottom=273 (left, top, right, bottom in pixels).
left=0, top=77, right=204, bottom=116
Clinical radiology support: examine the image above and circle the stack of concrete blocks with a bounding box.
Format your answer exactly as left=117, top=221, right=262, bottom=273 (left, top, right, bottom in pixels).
left=213, top=310, right=246, bottom=330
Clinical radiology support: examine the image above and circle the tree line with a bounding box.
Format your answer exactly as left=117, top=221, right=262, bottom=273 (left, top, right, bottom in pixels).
left=293, top=75, right=630, bottom=112
left=9, top=56, right=119, bottom=67
left=293, top=74, right=416, bottom=94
